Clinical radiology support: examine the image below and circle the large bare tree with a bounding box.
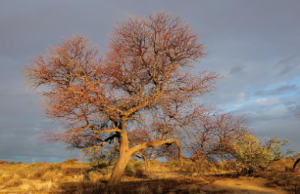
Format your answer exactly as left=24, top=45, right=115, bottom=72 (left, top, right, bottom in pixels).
left=23, top=12, right=217, bottom=185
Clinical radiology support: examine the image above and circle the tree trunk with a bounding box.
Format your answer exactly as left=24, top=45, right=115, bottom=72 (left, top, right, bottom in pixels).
left=108, top=151, right=130, bottom=186
left=144, top=159, right=150, bottom=172
left=108, top=136, right=183, bottom=186
left=108, top=125, right=130, bottom=186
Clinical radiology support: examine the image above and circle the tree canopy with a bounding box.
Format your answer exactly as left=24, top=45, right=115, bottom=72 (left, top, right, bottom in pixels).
left=24, top=12, right=218, bottom=185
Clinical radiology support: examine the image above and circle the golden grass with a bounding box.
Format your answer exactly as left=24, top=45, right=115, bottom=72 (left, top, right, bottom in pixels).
left=0, top=158, right=295, bottom=193
left=5, top=175, right=23, bottom=187
left=34, top=181, right=58, bottom=192
left=20, top=182, right=32, bottom=191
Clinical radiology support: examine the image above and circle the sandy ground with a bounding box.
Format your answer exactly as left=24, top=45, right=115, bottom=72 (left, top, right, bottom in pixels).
left=201, top=177, right=284, bottom=194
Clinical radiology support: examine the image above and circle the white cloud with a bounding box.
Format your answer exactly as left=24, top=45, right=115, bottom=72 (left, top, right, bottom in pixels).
left=255, top=98, right=279, bottom=104
left=235, top=104, right=242, bottom=108
left=237, top=92, right=246, bottom=102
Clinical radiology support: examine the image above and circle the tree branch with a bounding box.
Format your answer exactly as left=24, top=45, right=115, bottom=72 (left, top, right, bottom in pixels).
left=129, top=138, right=183, bottom=166
left=93, top=128, right=121, bottom=133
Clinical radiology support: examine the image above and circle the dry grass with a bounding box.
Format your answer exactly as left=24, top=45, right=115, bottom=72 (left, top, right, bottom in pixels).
left=5, top=174, right=23, bottom=187
left=0, top=161, right=90, bottom=193
left=0, top=157, right=295, bottom=193
left=34, top=181, right=58, bottom=192
left=20, top=182, right=33, bottom=191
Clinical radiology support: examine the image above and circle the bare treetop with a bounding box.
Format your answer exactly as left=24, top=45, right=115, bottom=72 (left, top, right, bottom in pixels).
left=24, top=11, right=218, bottom=185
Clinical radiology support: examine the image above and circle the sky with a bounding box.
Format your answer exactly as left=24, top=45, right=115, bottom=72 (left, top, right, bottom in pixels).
left=1, top=0, right=300, bottom=162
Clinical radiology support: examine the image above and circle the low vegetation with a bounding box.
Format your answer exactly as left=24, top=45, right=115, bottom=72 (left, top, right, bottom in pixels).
left=0, top=156, right=300, bottom=194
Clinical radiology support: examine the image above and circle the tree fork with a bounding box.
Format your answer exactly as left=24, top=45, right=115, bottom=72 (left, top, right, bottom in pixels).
left=108, top=137, right=183, bottom=186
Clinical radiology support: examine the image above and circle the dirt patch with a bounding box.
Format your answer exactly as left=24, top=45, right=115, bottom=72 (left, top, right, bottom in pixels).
left=202, top=177, right=285, bottom=194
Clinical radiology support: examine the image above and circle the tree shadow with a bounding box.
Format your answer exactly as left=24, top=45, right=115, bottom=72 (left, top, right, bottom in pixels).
left=59, top=175, right=282, bottom=194
left=59, top=178, right=203, bottom=194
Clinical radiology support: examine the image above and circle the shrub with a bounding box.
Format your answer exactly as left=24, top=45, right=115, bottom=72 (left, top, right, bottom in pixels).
left=48, top=164, right=62, bottom=171
left=282, top=174, right=300, bottom=194
left=125, top=164, right=135, bottom=176
left=62, top=167, right=85, bottom=176
left=233, top=134, right=274, bottom=175
left=90, top=160, right=109, bottom=175
left=135, top=168, right=146, bottom=178
left=134, top=161, right=144, bottom=169
left=0, top=160, right=8, bottom=164
left=63, top=158, right=78, bottom=164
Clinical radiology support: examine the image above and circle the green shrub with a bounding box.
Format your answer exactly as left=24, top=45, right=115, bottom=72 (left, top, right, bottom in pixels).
left=233, top=134, right=274, bottom=175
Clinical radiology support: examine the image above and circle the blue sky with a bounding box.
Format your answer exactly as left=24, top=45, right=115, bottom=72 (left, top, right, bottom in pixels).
left=0, top=0, right=300, bottom=162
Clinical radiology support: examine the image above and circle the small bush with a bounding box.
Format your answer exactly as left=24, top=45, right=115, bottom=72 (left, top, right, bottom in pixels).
left=284, top=175, right=300, bottom=194
left=63, top=158, right=78, bottom=164
left=62, top=167, right=85, bottom=176
left=48, top=164, right=62, bottom=171
left=0, top=160, right=8, bottom=164
left=166, top=160, right=181, bottom=168
left=135, top=168, right=146, bottom=178
left=125, top=164, right=135, bottom=176
left=134, top=161, right=144, bottom=169
left=90, top=161, right=109, bottom=174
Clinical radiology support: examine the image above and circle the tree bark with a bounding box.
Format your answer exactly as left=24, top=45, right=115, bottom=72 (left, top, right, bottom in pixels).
left=144, top=158, right=150, bottom=172
left=108, top=137, right=183, bottom=186
left=108, top=124, right=130, bottom=186
left=107, top=151, right=131, bottom=186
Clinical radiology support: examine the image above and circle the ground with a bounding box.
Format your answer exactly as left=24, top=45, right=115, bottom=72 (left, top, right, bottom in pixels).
left=0, top=159, right=297, bottom=193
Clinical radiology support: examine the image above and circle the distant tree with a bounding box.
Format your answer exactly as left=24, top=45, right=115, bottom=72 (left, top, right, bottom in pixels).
left=23, top=11, right=218, bottom=185
left=187, top=110, right=249, bottom=175
left=263, top=136, right=294, bottom=162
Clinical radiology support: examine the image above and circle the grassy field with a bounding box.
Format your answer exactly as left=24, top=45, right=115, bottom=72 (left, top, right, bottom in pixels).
left=0, top=158, right=299, bottom=194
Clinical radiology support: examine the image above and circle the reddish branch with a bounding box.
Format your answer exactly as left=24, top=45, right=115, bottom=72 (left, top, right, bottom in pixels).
left=188, top=109, right=249, bottom=165
left=24, top=11, right=218, bottom=185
